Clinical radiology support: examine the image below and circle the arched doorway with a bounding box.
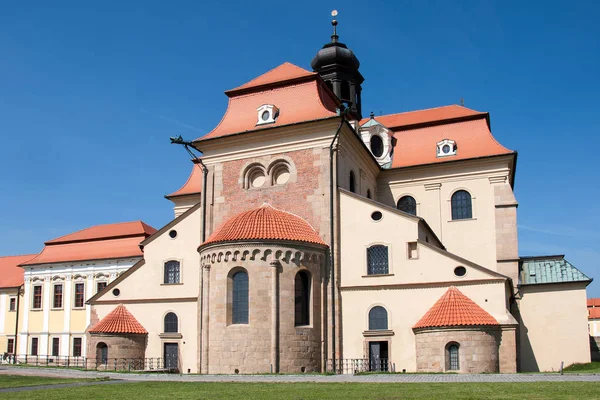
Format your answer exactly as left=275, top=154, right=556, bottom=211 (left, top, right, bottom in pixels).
left=96, top=342, right=108, bottom=366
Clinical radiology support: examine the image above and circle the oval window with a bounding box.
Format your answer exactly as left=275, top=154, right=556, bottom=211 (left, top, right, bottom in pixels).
left=273, top=166, right=290, bottom=185
left=168, top=230, right=177, bottom=239
left=371, top=211, right=383, bottom=221
left=370, top=135, right=384, bottom=158
left=249, top=169, right=266, bottom=188
left=454, top=266, right=467, bottom=277
left=112, top=288, right=121, bottom=297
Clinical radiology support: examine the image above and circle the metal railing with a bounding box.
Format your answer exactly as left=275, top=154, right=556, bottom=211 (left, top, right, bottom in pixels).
left=326, top=358, right=393, bottom=374
left=3, top=354, right=178, bottom=373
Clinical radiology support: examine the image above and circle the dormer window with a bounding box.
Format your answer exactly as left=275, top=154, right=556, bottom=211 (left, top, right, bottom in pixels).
left=437, top=139, right=457, bottom=157
left=257, top=104, right=279, bottom=125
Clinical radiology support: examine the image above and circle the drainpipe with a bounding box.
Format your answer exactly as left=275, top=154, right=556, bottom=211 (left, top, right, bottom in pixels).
left=328, top=112, right=347, bottom=373
left=13, top=285, right=22, bottom=364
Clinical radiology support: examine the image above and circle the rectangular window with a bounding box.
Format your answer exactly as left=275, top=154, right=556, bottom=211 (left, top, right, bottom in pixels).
left=407, top=242, right=418, bottom=260
left=7, top=339, right=14, bottom=354
left=31, top=337, right=38, bottom=356
left=32, top=285, right=42, bottom=309
left=52, top=337, right=60, bottom=356
left=53, top=284, right=63, bottom=308
left=74, top=283, right=85, bottom=308
left=96, top=281, right=107, bottom=293
left=9, top=297, right=16, bottom=311
left=164, top=261, right=181, bottom=284
left=73, top=338, right=82, bottom=357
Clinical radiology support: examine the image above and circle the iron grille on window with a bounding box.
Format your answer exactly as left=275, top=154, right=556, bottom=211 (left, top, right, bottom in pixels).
left=451, top=190, right=472, bottom=220
left=448, top=344, right=459, bottom=370
left=73, top=338, right=82, bottom=357
left=368, top=306, right=388, bottom=330
left=164, top=261, right=180, bottom=284
left=397, top=195, right=417, bottom=215
left=367, top=245, right=389, bottom=275
left=74, top=283, right=85, bottom=308
left=164, top=312, right=178, bottom=333
left=295, top=271, right=310, bottom=326
left=232, top=271, right=249, bottom=324
left=53, top=284, right=63, bottom=308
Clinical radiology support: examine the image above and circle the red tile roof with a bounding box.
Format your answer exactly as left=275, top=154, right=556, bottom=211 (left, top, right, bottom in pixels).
left=590, top=308, right=600, bottom=319
left=389, top=118, right=513, bottom=168
left=227, top=62, right=317, bottom=94
left=413, top=286, right=499, bottom=329
left=202, top=203, right=327, bottom=247
left=0, top=254, right=37, bottom=288
left=166, top=164, right=203, bottom=199
left=88, top=304, right=147, bottom=334
left=46, top=221, right=157, bottom=244
left=360, top=105, right=487, bottom=129
left=588, top=298, right=600, bottom=307
left=195, top=63, right=338, bottom=142
left=21, top=221, right=156, bottom=266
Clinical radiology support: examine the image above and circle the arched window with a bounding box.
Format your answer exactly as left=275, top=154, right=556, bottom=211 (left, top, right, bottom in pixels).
left=451, top=190, right=472, bottom=220
left=164, top=261, right=180, bottom=284
left=397, top=196, right=417, bottom=216
left=294, top=270, right=311, bottom=326
left=349, top=171, right=356, bottom=193
left=447, top=343, right=460, bottom=370
left=164, top=312, right=178, bottom=333
left=368, top=306, right=388, bottom=330
left=367, top=245, right=389, bottom=275
left=232, top=271, right=249, bottom=324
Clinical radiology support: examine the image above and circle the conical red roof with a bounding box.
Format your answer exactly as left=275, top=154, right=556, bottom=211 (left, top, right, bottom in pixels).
left=202, top=203, right=327, bottom=247
left=89, top=304, right=147, bottom=334
left=413, top=286, right=499, bottom=329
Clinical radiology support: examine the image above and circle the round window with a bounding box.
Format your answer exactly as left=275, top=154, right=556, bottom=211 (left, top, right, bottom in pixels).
left=168, top=230, right=177, bottom=239
left=454, top=266, right=467, bottom=277
left=112, top=288, right=121, bottom=297
left=249, top=169, right=265, bottom=188
left=261, top=110, right=270, bottom=121
left=273, top=167, right=290, bottom=185
left=442, top=144, right=451, bottom=154
left=370, top=135, right=384, bottom=158
left=371, top=211, right=383, bottom=221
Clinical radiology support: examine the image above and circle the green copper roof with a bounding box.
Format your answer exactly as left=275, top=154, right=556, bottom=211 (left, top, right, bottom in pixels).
left=519, top=255, right=591, bottom=286
left=361, top=118, right=382, bottom=128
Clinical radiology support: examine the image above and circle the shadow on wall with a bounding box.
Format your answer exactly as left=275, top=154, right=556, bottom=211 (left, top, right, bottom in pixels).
left=591, top=336, right=600, bottom=362
left=513, top=303, right=539, bottom=373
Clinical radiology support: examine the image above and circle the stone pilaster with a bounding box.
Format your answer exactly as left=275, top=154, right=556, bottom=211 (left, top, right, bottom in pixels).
left=270, top=260, right=280, bottom=372
left=201, top=264, right=211, bottom=374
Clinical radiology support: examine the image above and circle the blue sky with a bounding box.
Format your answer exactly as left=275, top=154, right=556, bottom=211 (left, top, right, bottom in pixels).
left=1, top=1, right=598, bottom=295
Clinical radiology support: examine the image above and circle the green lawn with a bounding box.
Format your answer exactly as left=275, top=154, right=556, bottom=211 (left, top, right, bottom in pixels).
left=0, top=374, right=95, bottom=389
left=564, top=362, right=600, bottom=373
left=1, top=382, right=599, bottom=399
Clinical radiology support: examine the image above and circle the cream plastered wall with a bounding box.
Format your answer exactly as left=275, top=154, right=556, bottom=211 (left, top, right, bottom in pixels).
left=341, top=282, right=510, bottom=372
left=378, top=156, right=514, bottom=270
left=589, top=319, right=600, bottom=337
left=337, top=126, right=380, bottom=199
left=92, top=206, right=201, bottom=372
left=19, top=258, right=139, bottom=356
left=93, top=301, right=198, bottom=373
left=518, top=283, right=591, bottom=372
left=0, top=289, right=19, bottom=353
left=340, top=191, right=506, bottom=289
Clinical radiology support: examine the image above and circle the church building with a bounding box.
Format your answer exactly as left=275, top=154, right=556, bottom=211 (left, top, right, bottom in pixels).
left=0, top=19, right=592, bottom=374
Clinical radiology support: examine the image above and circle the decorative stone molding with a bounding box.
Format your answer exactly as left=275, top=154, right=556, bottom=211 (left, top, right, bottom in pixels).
left=424, top=182, right=442, bottom=191
left=489, top=175, right=507, bottom=184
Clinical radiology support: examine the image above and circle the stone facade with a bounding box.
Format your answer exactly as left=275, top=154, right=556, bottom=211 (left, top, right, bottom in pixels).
left=199, top=243, right=327, bottom=374
left=86, top=333, right=147, bottom=366
left=414, top=327, right=500, bottom=373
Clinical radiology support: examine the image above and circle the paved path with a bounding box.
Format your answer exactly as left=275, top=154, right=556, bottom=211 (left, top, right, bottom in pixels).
left=0, top=380, right=130, bottom=393
left=1, top=366, right=600, bottom=384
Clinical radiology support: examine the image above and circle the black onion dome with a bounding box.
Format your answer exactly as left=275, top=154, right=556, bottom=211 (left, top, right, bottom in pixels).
left=311, top=41, right=360, bottom=71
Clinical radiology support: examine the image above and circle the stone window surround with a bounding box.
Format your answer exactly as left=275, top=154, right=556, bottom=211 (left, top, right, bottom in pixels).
left=364, top=304, right=392, bottom=332
left=8, top=296, right=17, bottom=312
left=227, top=266, right=250, bottom=326
left=31, top=283, right=43, bottom=310
left=294, top=269, right=312, bottom=327
left=163, top=311, right=179, bottom=333
left=396, top=193, right=419, bottom=216
left=72, top=337, right=83, bottom=357
left=362, top=337, right=393, bottom=361
left=240, top=156, right=297, bottom=190
left=52, top=281, right=64, bottom=310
